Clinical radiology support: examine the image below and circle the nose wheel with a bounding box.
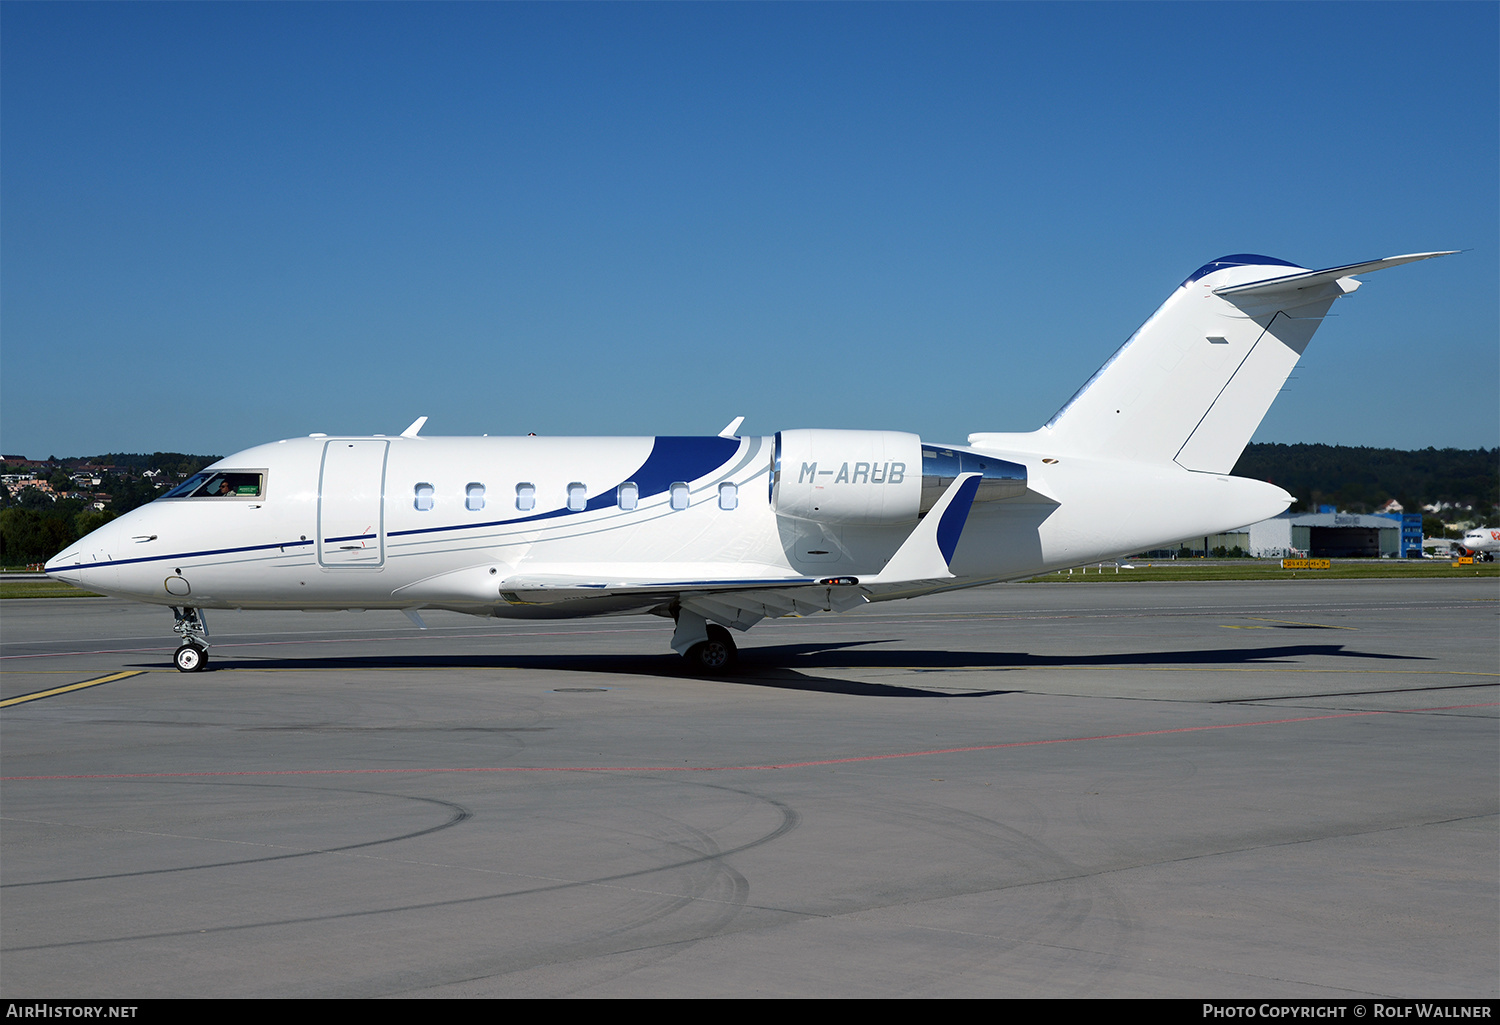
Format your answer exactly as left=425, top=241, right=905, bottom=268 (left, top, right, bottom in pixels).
left=174, top=643, right=208, bottom=672
left=169, top=606, right=211, bottom=672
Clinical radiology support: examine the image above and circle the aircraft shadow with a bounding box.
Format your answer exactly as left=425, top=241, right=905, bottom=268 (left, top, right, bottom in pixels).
left=126, top=639, right=1428, bottom=699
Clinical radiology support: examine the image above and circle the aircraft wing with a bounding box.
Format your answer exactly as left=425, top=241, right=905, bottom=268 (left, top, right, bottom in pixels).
left=473, top=473, right=986, bottom=630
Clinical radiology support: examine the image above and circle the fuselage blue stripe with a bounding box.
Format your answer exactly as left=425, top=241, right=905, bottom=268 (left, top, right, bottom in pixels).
left=387, top=435, right=744, bottom=539
left=46, top=539, right=315, bottom=572
left=389, top=505, right=572, bottom=537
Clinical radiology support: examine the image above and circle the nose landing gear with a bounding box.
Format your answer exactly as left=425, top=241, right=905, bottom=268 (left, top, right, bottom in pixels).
left=170, top=606, right=210, bottom=672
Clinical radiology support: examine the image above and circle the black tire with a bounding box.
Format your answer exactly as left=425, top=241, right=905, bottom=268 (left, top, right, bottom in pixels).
left=686, top=626, right=737, bottom=674
left=174, top=644, right=208, bottom=672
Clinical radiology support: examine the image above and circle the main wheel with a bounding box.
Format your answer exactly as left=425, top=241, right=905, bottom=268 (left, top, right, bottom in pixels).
left=686, top=625, right=737, bottom=674
left=174, top=643, right=208, bottom=672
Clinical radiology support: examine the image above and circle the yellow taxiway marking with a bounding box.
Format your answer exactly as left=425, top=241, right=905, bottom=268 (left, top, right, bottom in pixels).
left=1, top=670, right=147, bottom=708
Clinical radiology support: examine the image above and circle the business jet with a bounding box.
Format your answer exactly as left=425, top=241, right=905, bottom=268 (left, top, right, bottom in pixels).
left=1459, top=527, right=1500, bottom=562
left=46, top=251, right=1454, bottom=673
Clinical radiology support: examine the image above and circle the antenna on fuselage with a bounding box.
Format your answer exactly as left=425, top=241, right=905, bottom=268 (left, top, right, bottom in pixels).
left=718, top=416, right=745, bottom=438
left=400, top=416, right=429, bottom=438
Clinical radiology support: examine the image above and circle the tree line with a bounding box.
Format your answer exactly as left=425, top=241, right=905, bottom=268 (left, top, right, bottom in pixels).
left=1232, top=444, right=1498, bottom=522
left=1, top=453, right=218, bottom=567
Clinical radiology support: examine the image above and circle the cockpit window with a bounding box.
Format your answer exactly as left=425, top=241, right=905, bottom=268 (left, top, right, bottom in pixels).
left=162, top=471, right=265, bottom=499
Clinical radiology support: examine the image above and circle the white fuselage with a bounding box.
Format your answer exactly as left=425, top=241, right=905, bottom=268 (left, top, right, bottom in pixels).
left=48, top=429, right=1290, bottom=620
left=1461, top=528, right=1500, bottom=556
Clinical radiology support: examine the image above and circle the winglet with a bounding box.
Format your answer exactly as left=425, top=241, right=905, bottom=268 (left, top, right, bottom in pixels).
left=718, top=416, right=745, bottom=438
left=401, top=416, right=428, bottom=438
left=864, top=473, right=981, bottom=584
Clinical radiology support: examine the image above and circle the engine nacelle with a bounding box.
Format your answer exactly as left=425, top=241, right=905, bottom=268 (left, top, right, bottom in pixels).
left=773, top=429, right=922, bottom=525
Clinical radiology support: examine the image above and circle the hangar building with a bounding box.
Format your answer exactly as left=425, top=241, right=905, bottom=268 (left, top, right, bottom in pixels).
left=1246, top=512, right=1401, bottom=558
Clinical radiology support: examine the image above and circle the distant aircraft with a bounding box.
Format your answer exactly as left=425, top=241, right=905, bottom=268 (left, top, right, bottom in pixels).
left=47, top=252, right=1454, bottom=673
left=1459, top=527, right=1500, bottom=562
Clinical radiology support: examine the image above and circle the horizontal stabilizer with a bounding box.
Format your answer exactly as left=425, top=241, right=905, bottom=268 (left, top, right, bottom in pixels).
left=1213, top=252, right=1456, bottom=297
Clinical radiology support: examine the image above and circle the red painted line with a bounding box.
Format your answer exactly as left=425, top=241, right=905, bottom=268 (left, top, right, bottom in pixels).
left=3, top=702, right=1493, bottom=782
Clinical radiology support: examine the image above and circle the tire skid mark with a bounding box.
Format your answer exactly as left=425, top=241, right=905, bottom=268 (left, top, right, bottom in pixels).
left=850, top=796, right=1137, bottom=997
left=2, top=775, right=801, bottom=954
left=2, top=781, right=471, bottom=889
left=392, top=779, right=795, bottom=997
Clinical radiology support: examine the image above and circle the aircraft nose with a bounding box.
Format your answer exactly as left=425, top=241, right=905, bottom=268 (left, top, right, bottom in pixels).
left=45, top=518, right=122, bottom=588
left=44, top=545, right=89, bottom=584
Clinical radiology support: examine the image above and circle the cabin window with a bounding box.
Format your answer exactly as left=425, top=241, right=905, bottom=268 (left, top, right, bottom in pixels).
left=718, top=482, right=738, bottom=511
left=516, top=483, right=535, bottom=511
left=413, top=483, right=435, bottom=511
left=567, top=482, right=587, bottom=512
left=669, top=482, right=690, bottom=511
left=465, top=483, right=485, bottom=512
left=618, top=482, right=639, bottom=511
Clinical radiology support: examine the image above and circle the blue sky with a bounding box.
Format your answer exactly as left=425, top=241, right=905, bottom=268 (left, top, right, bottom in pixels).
left=3, top=2, right=1495, bottom=459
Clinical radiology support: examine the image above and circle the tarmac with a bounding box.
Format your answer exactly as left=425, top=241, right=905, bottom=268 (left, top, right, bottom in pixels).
left=1, top=578, right=1495, bottom=997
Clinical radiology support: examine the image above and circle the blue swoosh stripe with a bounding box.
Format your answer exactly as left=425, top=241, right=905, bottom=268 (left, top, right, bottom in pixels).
left=1181, top=254, right=1300, bottom=286
left=46, top=538, right=315, bottom=572
left=391, top=435, right=743, bottom=539
left=934, top=476, right=981, bottom=565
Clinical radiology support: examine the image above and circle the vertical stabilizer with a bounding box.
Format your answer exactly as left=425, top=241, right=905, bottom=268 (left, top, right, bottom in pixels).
left=1041, top=252, right=1453, bottom=473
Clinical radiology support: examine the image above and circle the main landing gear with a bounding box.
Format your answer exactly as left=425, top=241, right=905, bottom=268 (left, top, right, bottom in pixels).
left=671, top=607, right=739, bottom=674
left=170, top=606, right=210, bottom=672
left=686, top=624, right=738, bottom=674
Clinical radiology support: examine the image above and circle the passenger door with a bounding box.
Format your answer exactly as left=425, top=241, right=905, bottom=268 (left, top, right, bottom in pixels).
left=317, top=440, right=388, bottom=568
